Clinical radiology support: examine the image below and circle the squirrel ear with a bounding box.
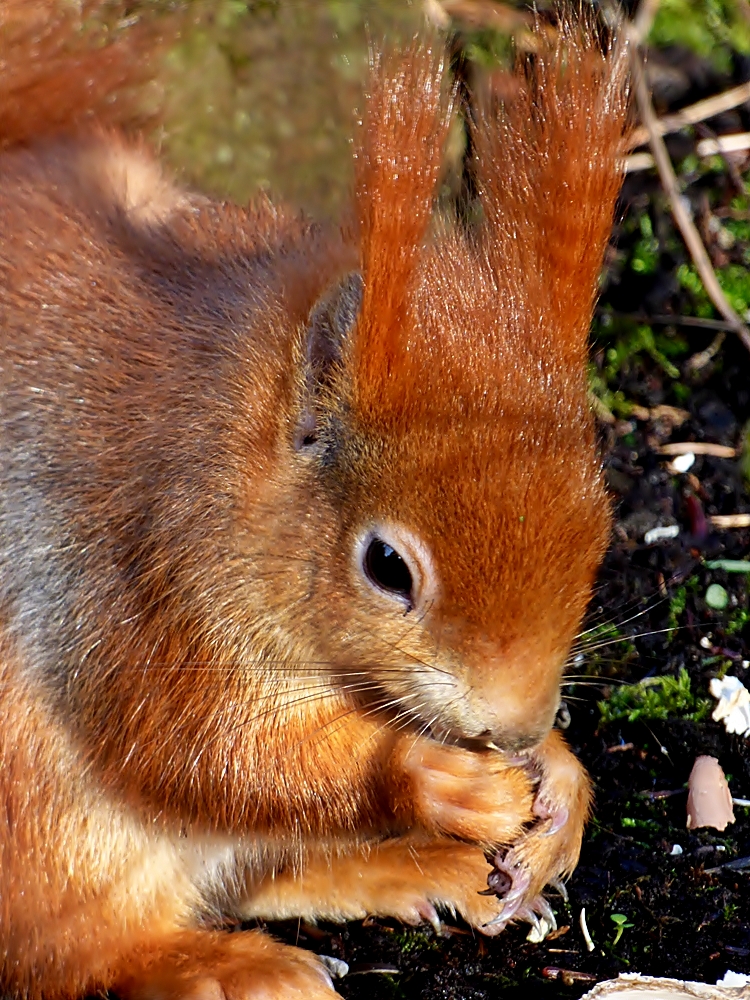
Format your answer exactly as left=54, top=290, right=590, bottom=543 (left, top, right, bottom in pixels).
left=306, top=270, right=363, bottom=376
left=294, top=271, right=363, bottom=450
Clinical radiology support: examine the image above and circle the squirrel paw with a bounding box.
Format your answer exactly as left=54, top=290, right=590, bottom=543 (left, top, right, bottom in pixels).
left=402, top=738, right=535, bottom=844
left=481, top=729, right=591, bottom=934
left=118, top=931, right=338, bottom=1000
left=480, top=854, right=560, bottom=934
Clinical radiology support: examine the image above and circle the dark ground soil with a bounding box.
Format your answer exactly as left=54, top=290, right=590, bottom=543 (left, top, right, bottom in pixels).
left=260, top=32, right=750, bottom=1000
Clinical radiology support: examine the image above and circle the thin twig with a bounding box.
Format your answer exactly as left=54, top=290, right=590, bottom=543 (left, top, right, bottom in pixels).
left=685, top=330, right=726, bottom=372
left=697, top=132, right=750, bottom=157
left=631, top=49, right=750, bottom=354
left=630, top=0, right=662, bottom=44
left=710, top=514, right=750, bottom=528
left=658, top=442, right=736, bottom=457
left=599, top=312, right=738, bottom=331
left=629, top=80, right=750, bottom=149
left=627, top=131, right=750, bottom=172
left=650, top=314, right=735, bottom=331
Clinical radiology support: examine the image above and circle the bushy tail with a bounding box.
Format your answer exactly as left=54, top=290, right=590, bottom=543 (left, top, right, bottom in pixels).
left=0, top=0, right=169, bottom=148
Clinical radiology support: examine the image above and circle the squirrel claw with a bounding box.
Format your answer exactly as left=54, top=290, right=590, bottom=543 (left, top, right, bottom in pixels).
left=539, top=806, right=569, bottom=837
left=416, top=900, right=443, bottom=935
left=548, top=876, right=569, bottom=902
left=481, top=891, right=559, bottom=937
left=533, top=895, right=558, bottom=929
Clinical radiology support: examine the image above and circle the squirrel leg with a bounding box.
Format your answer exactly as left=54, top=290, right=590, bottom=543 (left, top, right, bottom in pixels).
left=114, top=931, right=337, bottom=1000
left=245, top=730, right=589, bottom=937
left=243, top=836, right=521, bottom=934
left=242, top=744, right=540, bottom=932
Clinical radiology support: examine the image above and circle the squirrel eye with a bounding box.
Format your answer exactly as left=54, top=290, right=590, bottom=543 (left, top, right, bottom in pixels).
left=363, top=537, right=413, bottom=607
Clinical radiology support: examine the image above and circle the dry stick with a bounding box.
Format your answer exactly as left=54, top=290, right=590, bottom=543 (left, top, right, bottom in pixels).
left=710, top=514, right=750, bottom=528
left=631, top=50, right=750, bottom=355
left=685, top=330, right=726, bottom=372
left=697, top=132, right=750, bottom=156
left=629, top=80, right=750, bottom=149
left=627, top=132, right=750, bottom=173
left=629, top=0, right=662, bottom=45
left=658, top=442, right=737, bottom=457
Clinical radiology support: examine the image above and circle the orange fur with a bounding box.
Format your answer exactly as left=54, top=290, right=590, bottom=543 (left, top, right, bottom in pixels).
left=0, top=4, right=628, bottom=998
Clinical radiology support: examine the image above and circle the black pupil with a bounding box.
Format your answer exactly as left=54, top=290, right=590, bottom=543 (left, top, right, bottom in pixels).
left=365, top=538, right=413, bottom=600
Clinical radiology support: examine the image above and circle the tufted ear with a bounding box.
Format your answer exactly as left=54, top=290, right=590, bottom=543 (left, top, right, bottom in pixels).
left=294, top=271, right=363, bottom=450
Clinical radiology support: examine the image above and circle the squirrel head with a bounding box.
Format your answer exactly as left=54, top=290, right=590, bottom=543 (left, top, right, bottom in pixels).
left=291, top=31, right=628, bottom=752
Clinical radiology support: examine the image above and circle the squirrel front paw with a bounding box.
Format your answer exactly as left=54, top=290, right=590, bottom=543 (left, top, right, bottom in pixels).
left=482, top=728, right=592, bottom=934
left=399, top=737, right=536, bottom=844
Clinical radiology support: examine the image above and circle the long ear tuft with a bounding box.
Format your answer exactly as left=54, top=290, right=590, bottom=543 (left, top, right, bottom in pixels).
left=0, top=0, right=170, bottom=148
left=353, top=42, right=452, bottom=415
left=474, top=19, right=630, bottom=366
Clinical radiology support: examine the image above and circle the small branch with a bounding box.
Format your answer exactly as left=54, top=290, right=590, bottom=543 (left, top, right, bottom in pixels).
left=685, top=330, right=726, bottom=372
left=658, top=442, right=736, bottom=457
left=629, top=0, right=662, bottom=45
left=626, top=131, right=750, bottom=172
left=648, top=314, right=736, bottom=331
left=631, top=49, right=750, bottom=355
left=697, top=131, right=750, bottom=156
left=710, top=514, right=750, bottom=528
left=629, top=80, right=750, bottom=149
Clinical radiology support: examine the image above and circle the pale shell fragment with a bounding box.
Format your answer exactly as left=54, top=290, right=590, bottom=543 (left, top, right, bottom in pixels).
left=667, top=452, right=695, bottom=474
left=581, top=972, right=746, bottom=999
left=715, top=971, right=750, bottom=987
left=526, top=915, right=555, bottom=943
left=644, top=524, right=680, bottom=544
left=686, top=755, right=735, bottom=831
left=709, top=675, right=750, bottom=737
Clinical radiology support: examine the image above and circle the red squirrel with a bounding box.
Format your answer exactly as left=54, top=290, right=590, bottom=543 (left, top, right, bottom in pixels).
left=0, top=4, right=628, bottom=998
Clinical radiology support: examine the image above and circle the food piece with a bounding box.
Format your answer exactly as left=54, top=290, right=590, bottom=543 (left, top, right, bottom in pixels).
left=686, top=755, right=735, bottom=831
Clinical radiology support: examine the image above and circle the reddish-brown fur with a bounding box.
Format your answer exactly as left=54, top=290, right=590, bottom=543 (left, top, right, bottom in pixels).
left=0, top=5, right=628, bottom=998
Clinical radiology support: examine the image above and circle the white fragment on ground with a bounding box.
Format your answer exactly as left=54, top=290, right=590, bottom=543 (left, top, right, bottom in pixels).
left=667, top=452, right=696, bottom=473
left=686, top=755, right=735, bottom=831
left=318, top=956, right=349, bottom=979
left=709, top=675, right=750, bottom=737
left=669, top=844, right=683, bottom=856
left=715, top=971, right=750, bottom=987
left=581, top=972, right=747, bottom=998
left=579, top=906, right=595, bottom=952
left=526, top=916, right=555, bottom=943
left=644, top=524, right=680, bottom=544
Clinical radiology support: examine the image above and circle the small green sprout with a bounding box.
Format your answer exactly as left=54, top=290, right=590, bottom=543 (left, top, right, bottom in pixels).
left=610, top=913, right=634, bottom=947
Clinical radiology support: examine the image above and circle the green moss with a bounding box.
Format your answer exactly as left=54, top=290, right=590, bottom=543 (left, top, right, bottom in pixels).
left=677, top=262, right=750, bottom=320
left=649, top=0, right=750, bottom=69
left=598, top=667, right=711, bottom=725
left=390, top=927, right=438, bottom=955
left=726, top=608, right=750, bottom=636
left=579, top=622, right=637, bottom=672
left=631, top=215, right=660, bottom=275
left=667, top=585, right=687, bottom=636
left=717, top=265, right=750, bottom=316
left=672, top=382, right=692, bottom=404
